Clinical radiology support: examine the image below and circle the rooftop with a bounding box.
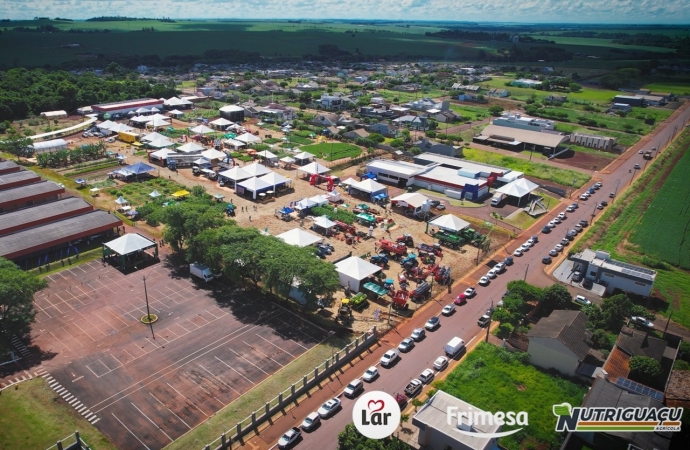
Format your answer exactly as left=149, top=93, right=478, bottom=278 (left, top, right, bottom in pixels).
left=479, top=125, right=568, bottom=148
left=527, top=310, right=591, bottom=360
left=415, top=166, right=484, bottom=188
left=0, top=197, right=93, bottom=236
left=665, top=370, right=690, bottom=404
left=0, top=181, right=65, bottom=207
left=0, top=170, right=41, bottom=189
left=0, top=160, right=20, bottom=174
left=414, top=152, right=508, bottom=176
left=367, top=159, right=428, bottom=177
left=575, top=248, right=657, bottom=282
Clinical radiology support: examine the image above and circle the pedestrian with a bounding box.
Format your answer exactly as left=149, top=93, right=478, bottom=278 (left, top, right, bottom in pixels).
left=368, top=225, right=374, bottom=238
left=249, top=216, right=252, bottom=222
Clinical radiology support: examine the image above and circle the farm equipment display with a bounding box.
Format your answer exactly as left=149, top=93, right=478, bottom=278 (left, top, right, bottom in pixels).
left=434, top=266, right=451, bottom=285
left=363, top=282, right=392, bottom=298
left=336, top=301, right=352, bottom=325
left=353, top=204, right=380, bottom=215
left=436, top=231, right=465, bottom=249
left=370, top=253, right=389, bottom=267
left=416, top=243, right=443, bottom=257
left=406, top=264, right=439, bottom=282
left=396, top=234, right=414, bottom=247
left=356, top=213, right=378, bottom=226
left=376, top=239, right=408, bottom=259
left=334, top=220, right=357, bottom=235
left=315, top=243, right=334, bottom=258
left=419, top=253, right=436, bottom=264
left=391, top=290, right=410, bottom=310
left=348, top=292, right=368, bottom=310
left=410, top=282, right=431, bottom=302
left=400, top=253, right=418, bottom=270
left=225, top=204, right=236, bottom=216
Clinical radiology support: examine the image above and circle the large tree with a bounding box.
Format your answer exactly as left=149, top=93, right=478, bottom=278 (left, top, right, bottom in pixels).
left=542, top=284, right=572, bottom=310
left=0, top=135, right=34, bottom=160
left=0, top=258, right=47, bottom=338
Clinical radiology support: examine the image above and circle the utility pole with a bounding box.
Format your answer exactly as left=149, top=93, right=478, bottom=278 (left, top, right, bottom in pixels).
left=143, top=276, right=155, bottom=340
left=523, top=263, right=529, bottom=281
left=612, top=178, right=621, bottom=202
left=485, top=300, right=494, bottom=342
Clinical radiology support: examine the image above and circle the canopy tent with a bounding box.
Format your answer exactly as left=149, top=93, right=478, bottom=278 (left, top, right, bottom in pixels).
left=167, top=109, right=185, bottom=116
left=201, top=149, right=227, bottom=160
left=176, top=142, right=204, bottom=153
left=149, top=148, right=177, bottom=160
left=123, top=162, right=156, bottom=175
left=313, top=216, right=337, bottom=229
left=495, top=178, right=539, bottom=199
left=223, top=138, right=245, bottom=150
left=293, top=151, right=315, bottom=165
left=256, top=150, right=278, bottom=161
left=236, top=133, right=262, bottom=144
left=242, top=162, right=272, bottom=177
left=31, top=139, right=67, bottom=154
left=276, top=228, right=323, bottom=248
left=334, top=256, right=382, bottom=291
left=164, top=97, right=193, bottom=107
left=146, top=117, right=171, bottom=129
left=171, top=190, right=190, bottom=199
left=103, top=233, right=159, bottom=270
left=325, top=190, right=341, bottom=203
left=149, top=190, right=162, bottom=198
left=135, top=107, right=151, bottom=114
left=218, top=166, right=252, bottom=184
left=141, top=132, right=167, bottom=142
left=192, top=157, right=211, bottom=166
left=97, top=120, right=117, bottom=130
left=280, top=156, right=295, bottom=165
left=210, top=118, right=233, bottom=128
left=340, top=177, right=358, bottom=187
left=146, top=137, right=175, bottom=148
left=130, top=115, right=153, bottom=124
left=114, top=196, right=129, bottom=206
left=309, top=194, right=329, bottom=206
left=150, top=107, right=160, bottom=113
left=297, top=161, right=331, bottom=177
left=391, top=192, right=430, bottom=209
left=109, top=123, right=135, bottom=133
left=150, top=113, right=171, bottom=121
left=428, top=214, right=470, bottom=233
left=190, top=124, right=215, bottom=135
left=236, top=177, right=271, bottom=199
left=258, top=172, right=291, bottom=191
left=349, top=178, right=388, bottom=200
left=294, top=198, right=318, bottom=211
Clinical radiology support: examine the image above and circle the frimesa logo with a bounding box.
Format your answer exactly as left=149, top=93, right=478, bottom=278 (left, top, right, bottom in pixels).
left=353, top=391, right=401, bottom=439
left=447, top=406, right=528, bottom=438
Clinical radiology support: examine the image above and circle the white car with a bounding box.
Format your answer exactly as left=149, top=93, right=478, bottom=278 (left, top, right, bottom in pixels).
left=362, top=366, right=379, bottom=382
left=278, top=427, right=301, bottom=449
left=433, top=356, right=448, bottom=371
left=553, top=217, right=561, bottom=224
left=555, top=244, right=564, bottom=252
left=513, top=248, right=523, bottom=257
left=479, top=276, right=490, bottom=286
left=566, top=205, right=576, bottom=212
left=442, top=304, right=455, bottom=316
left=558, top=212, right=567, bottom=220
left=419, top=368, right=435, bottom=384
left=579, top=194, right=588, bottom=200
left=494, top=262, right=505, bottom=272
left=380, top=349, right=400, bottom=367
left=410, top=328, right=426, bottom=341
left=301, top=411, right=321, bottom=431
left=487, top=269, right=497, bottom=279
left=548, top=220, right=557, bottom=228
left=595, top=182, right=603, bottom=188
left=425, top=316, right=440, bottom=330
left=520, top=243, right=531, bottom=252
left=317, top=398, right=341, bottom=418
left=398, top=338, right=415, bottom=353
left=463, top=287, right=476, bottom=297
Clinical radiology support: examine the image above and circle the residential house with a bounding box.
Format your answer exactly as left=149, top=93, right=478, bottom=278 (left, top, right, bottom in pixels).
left=320, top=95, right=344, bottom=110
left=488, top=88, right=509, bottom=98
left=527, top=310, right=595, bottom=378
left=336, top=115, right=359, bottom=127
left=343, top=129, right=370, bottom=140
left=417, top=137, right=458, bottom=157
left=353, top=75, right=368, bottom=83
left=309, top=113, right=340, bottom=127
left=412, top=390, right=501, bottom=450
left=570, top=249, right=657, bottom=297
left=389, top=105, right=411, bottom=117
left=295, top=81, right=319, bottom=91
left=393, top=115, right=428, bottom=131
left=321, top=125, right=340, bottom=136
left=432, top=110, right=462, bottom=123
left=260, top=103, right=295, bottom=121
left=639, top=95, right=665, bottom=106
left=408, top=98, right=449, bottom=112
left=458, top=93, right=480, bottom=102
left=545, top=94, right=567, bottom=103
left=367, top=122, right=398, bottom=138
left=511, top=79, right=543, bottom=88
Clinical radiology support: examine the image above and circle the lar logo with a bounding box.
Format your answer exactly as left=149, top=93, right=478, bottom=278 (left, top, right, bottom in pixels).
left=353, top=391, right=401, bottom=439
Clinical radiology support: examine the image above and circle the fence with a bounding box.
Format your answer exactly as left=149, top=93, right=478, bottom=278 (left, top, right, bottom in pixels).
left=44, top=431, right=91, bottom=450
left=202, top=327, right=379, bottom=450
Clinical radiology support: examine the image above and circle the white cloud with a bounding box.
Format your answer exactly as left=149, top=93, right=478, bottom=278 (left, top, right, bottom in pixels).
left=0, top=0, right=687, bottom=23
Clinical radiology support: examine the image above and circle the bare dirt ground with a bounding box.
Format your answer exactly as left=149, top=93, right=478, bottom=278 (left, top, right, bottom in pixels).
left=553, top=150, right=617, bottom=171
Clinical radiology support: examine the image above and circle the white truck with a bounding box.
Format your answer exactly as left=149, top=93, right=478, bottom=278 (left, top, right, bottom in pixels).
left=445, top=337, right=466, bottom=357
left=190, top=263, right=217, bottom=282
left=490, top=193, right=506, bottom=206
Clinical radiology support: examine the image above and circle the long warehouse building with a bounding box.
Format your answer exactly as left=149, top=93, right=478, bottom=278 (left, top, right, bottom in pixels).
left=0, top=197, right=94, bottom=236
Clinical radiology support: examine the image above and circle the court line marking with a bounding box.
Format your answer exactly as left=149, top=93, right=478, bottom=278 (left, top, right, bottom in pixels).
left=227, top=348, right=270, bottom=375
left=131, top=402, right=173, bottom=442
left=271, top=330, right=309, bottom=351
left=214, top=356, right=255, bottom=385
left=256, top=334, right=296, bottom=358
left=112, top=412, right=151, bottom=450
left=166, top=382, right=209, bottom=416
left=199, top=365, right=240, bottom=395
left=182, top=373, right=224, bottom=406
left=148, top=392, right=191, bottom=429
left=243, top=342, right=284, bottom=367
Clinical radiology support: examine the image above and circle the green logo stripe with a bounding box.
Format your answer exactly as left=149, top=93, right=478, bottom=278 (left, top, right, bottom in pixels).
left=577, top=426, right=656, bottom=431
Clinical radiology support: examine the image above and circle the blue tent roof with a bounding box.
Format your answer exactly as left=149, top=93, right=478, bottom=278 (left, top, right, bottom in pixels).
left=124, top=162, right=156, bottom=175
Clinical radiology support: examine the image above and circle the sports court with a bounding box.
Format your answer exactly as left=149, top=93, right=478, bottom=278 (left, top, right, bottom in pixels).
left=33, top=259, right=328, bottom=449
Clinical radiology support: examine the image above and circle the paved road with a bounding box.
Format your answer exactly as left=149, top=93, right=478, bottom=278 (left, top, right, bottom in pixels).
left=247, top=102, right=690, bottom=450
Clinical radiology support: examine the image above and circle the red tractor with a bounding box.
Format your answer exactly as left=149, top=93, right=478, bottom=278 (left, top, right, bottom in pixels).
left=376, top=239, right=408, bottom=259
left=334, top=220, right=357, bottom=235
left=396, top=234, right=414, bottom=247
left=391, top=290, right=410, bottom=310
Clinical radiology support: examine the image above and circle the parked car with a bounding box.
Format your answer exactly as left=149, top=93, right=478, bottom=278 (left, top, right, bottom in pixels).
left=574, top=224, right=583, bottom=232
left=493, top=263, right=505, bottom=273
left=630, top=316, right=654, bottom=329
left=425, top=316, right=440, bottom=330
left=555, top=244, right=564, bottom=252
left=362, top=366, right=379, bottom=382
left=579, top=194, right=589, bottom=201
left=433, top=356, right=449, bottom=371
left=595, top=182, right=602, bottom=188
left=520, top=243, right=531, bottom=251
left=609, top=192, right=616, bottom=198
left=463, top=287, right=477, bottom=297
left=487, top=269, right=498, bottom=279
left=542, top=226, right=552, bottom=234
left=343, top=378, right=364, bottom=398
left=601, top=200, right=609, bottom=207
left=561, top=238, right=570, bottom=246
left=574, top=295, right=591, bottom=306
left=477, top=314, right=491, bottom=327
left=597, top=203, right=604, bottom=210
left=442, top=304, right=455, bottom=316
left=579, top=220, right=589, bottom=227
left=566, top=205, right=576, bottom=212
left=549, top=249, right=558, bottom=257
left=634, top=164, right=641, bottom=170
left=394, top=393, right=407, bottom=409
left=582, top=278, right=593, bottom=289
left=301, top=412, right=321, bottom=431
left=572, top=271, right=583, bottom=282
left=542, top=256, right=552, bottom=264
left=571, top=202, right=579, bottom=209
left=317, top=398, right=341, bottom=418
left=558, top=212, right=567, bottom=219
left=380, top=349, right=400, bottom=367
left=404, top=379, right=423, bottom=397
left=592, top=184, right=600, bottom=190
left=478, top=276, right=490, bottom=286
left=513, top=248, right=523, bottom=257
left=398, top=337, right=415, bottom=353
left=504, top=256, right=514, bottom=266
left=410, top=328, right=426, bottom=341
left=278, top=427, right=301, bottom=449
left=419, top=368, right=435, bottom=384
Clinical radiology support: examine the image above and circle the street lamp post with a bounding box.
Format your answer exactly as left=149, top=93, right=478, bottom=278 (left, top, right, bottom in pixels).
left=143, top=276, right=155, bottom=340
left=485, top=300, right=494, bottom=342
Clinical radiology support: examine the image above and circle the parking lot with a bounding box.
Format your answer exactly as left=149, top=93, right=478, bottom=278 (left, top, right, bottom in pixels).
left=33, top=259, right=329, bottom=450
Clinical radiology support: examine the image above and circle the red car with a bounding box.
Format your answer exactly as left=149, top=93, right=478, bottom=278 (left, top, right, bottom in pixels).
left=394, top=393, right=407, bottom=409
left=454, top=295, right=467, bottom=305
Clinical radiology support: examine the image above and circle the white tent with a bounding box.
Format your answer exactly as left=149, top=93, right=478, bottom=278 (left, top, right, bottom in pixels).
left=236, top=132, right=262, bottom=144
left=176, top=142, right=204, bottom=153
left=325, top=190, right=341, bottom=203
left=104, top=233, right=156, bottom=255
left=297, top=161, right=331, bottom=176
left=495, top=178, right=539, bottom=198
left=31, top=139, right=68, bottom=154
left=210, top=118, right=233, bottom=127
left=340, top=177, right=358, bottom=187
left=146, top=137, right=175, bottom=148
left=109, top=123, right=135, bottom=133
left=201, top=149, right=227, bottom=160
left=352, top=178, right=387, bottom=194
left=146, top=116, right=171, bottom=128
left=114, top=196, right=129, bottom=205
left=141, top=132, right=167, bottom=142
left=192, top=157, right=211, bottom=166
left=242, top=162, right=272, bottom=177
left=256, top=150, right=278, bottom=160
left=150, top=107, right=160, bottom=113
left=280, top=156, right=295, bottom=165
left=294, top=198, right=318, bottom=210
left=391, top=192, right=429, bottom=208
left=165, top=97, right=192, bottom=107
left=98, top=120, right=117, bottom=130
left=428, top=214, right=470, bottom=233
left=136, top=107, right=150, bottom=114
left=313, top=216, right=337, bottom=229
left=334, top=256, right=382, bottom=291
left=190, top=124, right=215, bottom=134
left=168, top=109, right=185, bottom=116
left=150, top=148, right=178, bottom=159
left=258, top=172, right=290, bottom=187
left=223, top=138, right=245, bottom=149
left=149, top=190, right=162, bottom=198
left=276, top=228, right=323, bottom=248
left=218, top=166, right=251, bottom=182
left=149, top=113, right=171, bottom=121
left=236, top=177, right=271, bottom=199
left=130, top=115, right=153, bottom=124
left=309, top=194, right=329, bottom=206
left=293, top=151, right=315, bottom=161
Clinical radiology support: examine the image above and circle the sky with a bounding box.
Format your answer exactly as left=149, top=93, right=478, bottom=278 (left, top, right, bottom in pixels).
left=2, top=0, right=689, bottom=24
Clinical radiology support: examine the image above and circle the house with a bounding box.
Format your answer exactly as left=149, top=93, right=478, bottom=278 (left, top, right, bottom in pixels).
left=353, top=75, right=368, bottom=83
left=570, top=133, right=616, bottom=151
left=389, top=105, right=411, bottom=117
left=366, top=122, right=398, bottom=138
left=343, top=129, right=370, bottom=140
left=321, top=125, right=340, bottom=136
left=492, top=113, right=555, bottom=131
left=610, top=103, right=632, bottom=113
left=570, top=249, right=656, bottom=297
left=545, top=94, right=567, bottom=103
left=393, top=115, right=428, bottom=130
left=511, top=79, right=542, bottom=88
left=417, top=137, right=459, bottom=157
left=408, top=98, right=449, bottom=112
left=260, top=103, right=295, bottom=121
left=527, top=310, right=593, bottom=377
left=474, top=124, right=568, bottom=155
left=412, top=390, right=502, bottom=450
left=309, top=113, right=340, bottom=127
left=488, top=88, right=509, bottom=98
left=320, top=95, right=344, bottom=110
left=665, top=370, right=690, bottom=408
left=432, top=110, right=462, bottom=123
left=336, top=115, right=359, bottom=127
left=563, top=377, right=674, bottom=450
left=612, top=95, right=645, bottom=107
left=458, top=93, right=479, bottom=102
left=639, top=95, right=665, bottom=106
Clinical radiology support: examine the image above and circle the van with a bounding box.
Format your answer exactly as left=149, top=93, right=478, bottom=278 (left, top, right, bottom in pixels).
left=445, top=337, right=466, bottom=357
left=343, top=378, right=364, bottom=398
left=190, top=263, right=217, bottom=282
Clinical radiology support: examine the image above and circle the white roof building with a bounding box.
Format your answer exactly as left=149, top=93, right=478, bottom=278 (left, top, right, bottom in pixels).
left=334, top=256, right=382, bottom=291
left=276, top=228, right=323, bottom=248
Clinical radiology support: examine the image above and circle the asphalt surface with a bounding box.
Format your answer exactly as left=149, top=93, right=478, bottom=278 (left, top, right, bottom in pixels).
left=250, top=103, right=690, bottom=450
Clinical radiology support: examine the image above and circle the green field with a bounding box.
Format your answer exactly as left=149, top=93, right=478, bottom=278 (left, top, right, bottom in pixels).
left=574, top=130, right=690, bottom=328
left=434, top=343, right=587, bottom=450
left=643, top=81, right=690, bottom=95
left=553, top=124, right=640, bottom=147
left=525, top=35, right=677, bottom=53
left=300, top=142, right=362, bottom=161
left=0, top=378, right=117, bottom=450
left=462, top=148, right=590, bottom=187
left=629, top=147, right=690, bottom=269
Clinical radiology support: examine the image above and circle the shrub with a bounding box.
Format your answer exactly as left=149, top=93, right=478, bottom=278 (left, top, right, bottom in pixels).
left=497, top=322, right=514, bottom=338
left=629, top=356, right=662, bottom=384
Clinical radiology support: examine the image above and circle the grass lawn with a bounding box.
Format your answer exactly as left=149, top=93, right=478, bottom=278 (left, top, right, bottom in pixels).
left=643, top=81, right=690, bottom=95
left=462, top=148, right=591, bottom=188
left=434, top=343, right=587, bottom=450
left=449, top=103, right=491, bottom=121
left=286, top=135, right=314, bottom=145
left=0, top=378, right=117, bottom=450
left=167, top=333, right=353, bottom=450
left=553, top=124, right=641, bottom=147
left=574, top=130, right=690, bottom=328
left=300, top=143, right=362, bottom=161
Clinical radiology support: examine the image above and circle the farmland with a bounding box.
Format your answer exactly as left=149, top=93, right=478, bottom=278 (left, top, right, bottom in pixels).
left=300, top=143, right=362, bottom=161
left=434, top=342, right=587, bottom=450
left=574, top=130, right=690, bottom=328
left=462, top=147, right=591, bottom=188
